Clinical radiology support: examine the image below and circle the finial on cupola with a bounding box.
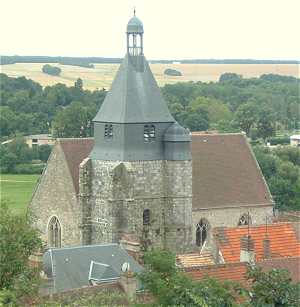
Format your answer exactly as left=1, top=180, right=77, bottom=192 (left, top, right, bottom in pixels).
left=134, top=6, right=136, bottom=16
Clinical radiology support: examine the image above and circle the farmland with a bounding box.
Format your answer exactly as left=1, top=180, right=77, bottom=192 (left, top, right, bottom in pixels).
left=0, top=174, right=40, bottom=215
left=1, top=62, right=299, bottom=90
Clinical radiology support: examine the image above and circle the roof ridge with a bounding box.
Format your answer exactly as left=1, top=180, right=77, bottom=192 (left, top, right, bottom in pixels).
left=48, top=243, right=119, bottom=252
left=257, top=255, right=300, bottom=263
left=215, top=222, right=294, bottom=231
left=184, top=262, right=248, bottom=272
left=58, top=137, right=94, bottom=141
left=192, top=132, right=244, bottom=136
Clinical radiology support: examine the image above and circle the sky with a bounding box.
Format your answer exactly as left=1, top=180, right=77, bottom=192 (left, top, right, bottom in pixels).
left=1, top=0, right=299, bottom=60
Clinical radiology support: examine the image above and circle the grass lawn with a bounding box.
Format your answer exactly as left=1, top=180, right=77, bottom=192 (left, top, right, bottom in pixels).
left=0, top=174, right=40, bottom=215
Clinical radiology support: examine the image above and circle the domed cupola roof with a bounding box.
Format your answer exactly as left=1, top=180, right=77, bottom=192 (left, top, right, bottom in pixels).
left=164, top=122, right=191, bottom=142
left=127, top=16, right=144, bottom=33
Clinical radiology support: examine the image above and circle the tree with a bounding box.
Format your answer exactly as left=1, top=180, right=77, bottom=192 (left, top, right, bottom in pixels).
left=138, top=250, right=238, bottom=307
left=246, top=266, right=300, bottom=307
left=234, top=103, right=258, bottom=135
left=277, top=161, right=299, bottom=184
left=38, top=144, right=52, bottom=162
left=219, top=73, right=242, bottom=82
left=0, top=107, right=17, bottom=137
left=0, top=203, right=42, bottom=303
left=269, top=177, right=299, bottom=210
left=52, top=101, right=94, bottom=137
left=0, top=146, right=18, bottom=173
left=164, top=68, right=182, bottom=76
left=183, top=106, right=210, bottom=131
left=7, top=137, right=32, bottom=164
left=274, top=146, right=300, bottom=167
left=190, top=96, right=232, bottom=125
left=254, top=146, right=300, bottom=211
left=74, top=78, right=83, bottom=91
left=253, top=147, right=278, bottom=180
left=256, top=106, right=276, bottom=141
left=42, top=64, right=61, bottom=76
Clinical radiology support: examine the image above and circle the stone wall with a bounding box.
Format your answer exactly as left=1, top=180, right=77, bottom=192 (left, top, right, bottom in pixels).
left=192, top=205, right=274, bottom=248
left=29, top=142, right=81, bottom=247
left=87, top=159, right=193, bottom=253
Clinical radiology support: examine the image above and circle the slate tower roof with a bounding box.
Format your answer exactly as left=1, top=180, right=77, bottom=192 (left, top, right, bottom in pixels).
left=93, top=54, right=174, bottom=124
left=90, top=13, right=179, bottom=161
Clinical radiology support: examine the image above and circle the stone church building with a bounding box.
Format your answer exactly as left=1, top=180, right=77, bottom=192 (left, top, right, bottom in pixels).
left=29, top=14, right=274, bottom=253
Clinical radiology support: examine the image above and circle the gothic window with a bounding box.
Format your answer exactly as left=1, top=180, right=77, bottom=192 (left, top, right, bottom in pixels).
left=238, top=214, right=251, bottom=226
left=104, top=124, right=113, bottom=139
left=48, top=216, right=61, bottom=248
left=196, top=219, right=209, bottom=247
left=143, top=209, right=150, bottom=225
left=144, top=125, right=155, bottom=142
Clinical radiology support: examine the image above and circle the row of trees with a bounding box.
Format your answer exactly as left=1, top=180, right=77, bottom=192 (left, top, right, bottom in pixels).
left=0, top=74, right=107, bottom=139
left=254, top=146, right=300, bottom=210
left=92, top=70, right=292, bottom=139
left=1, top=55, right=298, bottom=65
left=139, top=250, right=300, bottom=307
left=1, top=73, right=299, bottom=141
left=162, top=73, right=299, bottom=137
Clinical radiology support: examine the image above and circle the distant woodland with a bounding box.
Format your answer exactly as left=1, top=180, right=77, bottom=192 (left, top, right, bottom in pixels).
left=1, top=55, right=299, bottom=65
left=0, top=73, right=299, bottom=210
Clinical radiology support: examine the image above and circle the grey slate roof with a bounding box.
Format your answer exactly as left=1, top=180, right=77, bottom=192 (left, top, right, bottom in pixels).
left=89, top=261, right=119, bottom=282
left=127, top=16, right=144, bottom=33
left=93, top=54, right=174, bottom=124
left=43, top=243, right=143, bottom=293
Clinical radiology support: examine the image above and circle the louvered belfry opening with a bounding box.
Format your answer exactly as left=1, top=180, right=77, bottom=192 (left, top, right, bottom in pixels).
left=143, top=209, right=150, bottom=225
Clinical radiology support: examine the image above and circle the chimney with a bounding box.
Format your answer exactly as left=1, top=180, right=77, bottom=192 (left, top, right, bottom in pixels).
left=263, top=236, right=271, bottom=259
left=120, top=270, right=137, bottom=300
left=240, top=235, right=255, bottom=263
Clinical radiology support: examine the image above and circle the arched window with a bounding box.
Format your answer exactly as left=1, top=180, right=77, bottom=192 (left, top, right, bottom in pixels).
left=144, top=125, right=155, bottom=142
left=48, top=216, right=61, bottom=247
left=238, top=214, right=251, bottom=226
left=196, top=219, right=209, bottom=247
left=143, top=209, right=150, bottom=225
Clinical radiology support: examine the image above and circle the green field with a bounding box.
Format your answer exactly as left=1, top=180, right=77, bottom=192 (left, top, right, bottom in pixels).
left=0, top=174, right=40, bottom=215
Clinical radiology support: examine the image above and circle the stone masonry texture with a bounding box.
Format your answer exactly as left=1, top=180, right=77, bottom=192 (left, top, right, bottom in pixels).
left=79, top=159, right=193, bottom=253
left=29, top=143, right=81, bottom=247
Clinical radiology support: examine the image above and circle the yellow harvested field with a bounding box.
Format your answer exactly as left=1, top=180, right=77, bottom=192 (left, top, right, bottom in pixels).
left=1, top=62, right=299, bottom=90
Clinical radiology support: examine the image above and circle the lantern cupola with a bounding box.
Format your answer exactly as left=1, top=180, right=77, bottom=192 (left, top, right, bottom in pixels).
left=127, top=9, right=144, bottom=56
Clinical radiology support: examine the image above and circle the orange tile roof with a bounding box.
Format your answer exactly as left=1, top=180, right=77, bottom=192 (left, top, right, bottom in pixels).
left=185, top=256, right=300, bottom=287
left=185, top=262, right=249, bottom=286
left=176, top=251, right=215, bottom=268
left=214, top=223, right=300, bottom=263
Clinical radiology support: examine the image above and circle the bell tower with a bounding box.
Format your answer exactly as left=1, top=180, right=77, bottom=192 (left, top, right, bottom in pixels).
left=81, top=13, right=193, bottom=253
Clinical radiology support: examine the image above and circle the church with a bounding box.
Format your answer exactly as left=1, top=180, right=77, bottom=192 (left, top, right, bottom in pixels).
left=29, top=14, right=274, bottom=254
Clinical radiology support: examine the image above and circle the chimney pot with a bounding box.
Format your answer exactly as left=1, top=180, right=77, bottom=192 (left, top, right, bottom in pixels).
left=263, top=237, right=271, bottom=259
